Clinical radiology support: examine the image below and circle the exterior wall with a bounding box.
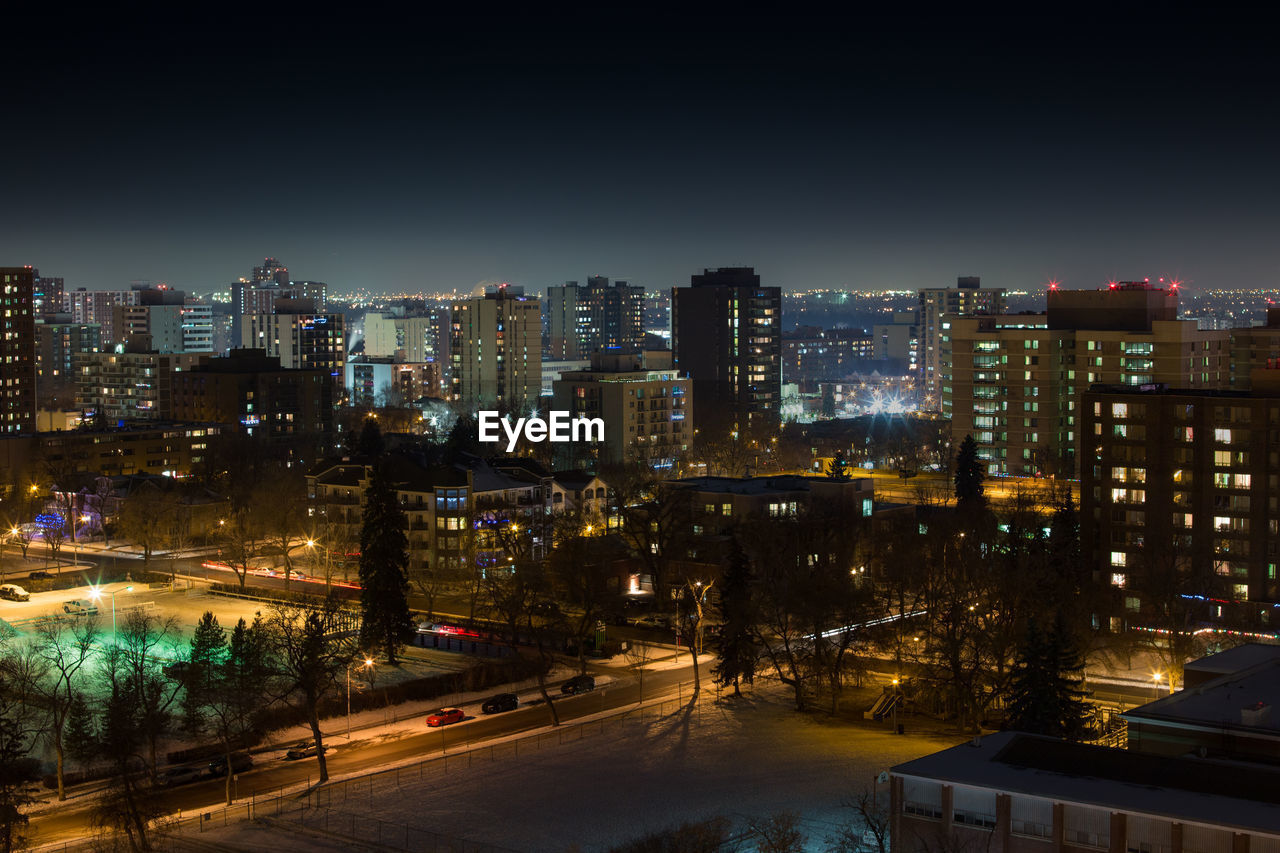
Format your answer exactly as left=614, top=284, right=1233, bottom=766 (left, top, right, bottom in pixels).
left=1229, top=324, right=1280, bottom=390
left=892, top=774, right=1280, bottom=853
left=0, top=268, right=37, bottom=435
left=1080, top=386, right=1280, bottom=614
left=33, top=423, right=221, bottom=477
left=241, top=312, right=346, bottom=388
left=672, top=269, right=780, bottom=435
left=552, top=367, right=692, bottom=465
left=450, top=290, right=542, bottom=413
left=944, top=310, right=1229, bottom=478
left=170, top=357, right=333, bottom=448
left=919, top=280, right=1007, bottom=409
left=76, top=351, right=210, bottom=422
left=943, top=314, right=1070, bottom=476
left=63, top=289, right=139, bottom=346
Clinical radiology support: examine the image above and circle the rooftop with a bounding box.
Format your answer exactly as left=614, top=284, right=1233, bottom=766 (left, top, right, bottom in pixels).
left=893, top=731, right=1280, bottom=833
left=671, top=474, right=868, bottom=495
left=1123, top=653, right=1280, bottom=738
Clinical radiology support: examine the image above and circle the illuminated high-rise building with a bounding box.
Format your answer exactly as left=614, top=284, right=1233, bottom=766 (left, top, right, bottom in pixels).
left=242, top=299, right=346, bottom=385
left=918, top=276, right=1006, bottom=410
left=450, top=285, right=541, bottom=412
left=230, top=257, right=326, bottom=341
left=0, top=267, right=37, bottom=434
left=672, top=266, right=780, bottom=436
left=253, top=257, right=289, bottom=286
left=942, top=282, right=1229, bottom=476
left=546, top=275, right=644, bottom=359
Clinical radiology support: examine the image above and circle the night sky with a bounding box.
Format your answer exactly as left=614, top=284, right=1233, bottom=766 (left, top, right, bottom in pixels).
left=4, top=8, right=1279, bottom=295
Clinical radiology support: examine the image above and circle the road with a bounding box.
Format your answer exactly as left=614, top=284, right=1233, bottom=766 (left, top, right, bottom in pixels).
left=25, top=662, right=696, bottom=847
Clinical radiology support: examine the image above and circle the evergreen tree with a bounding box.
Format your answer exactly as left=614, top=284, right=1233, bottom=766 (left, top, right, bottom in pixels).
left=820, top=385, right=836, bottom=419
left=358, top=465, right=412, bottom=665
left=713, top=539, right=757, bottom=695
left=63, top=692, right=98, bottom=770
left=1005, top=614, right=1091, bottom=740
left=953, top=434, right=986, bottom=510
left=356, top=417, right=385, bottom=458
left=183, top=612, right=227, bottom=734
left=826, top=451, right=851, bottom=481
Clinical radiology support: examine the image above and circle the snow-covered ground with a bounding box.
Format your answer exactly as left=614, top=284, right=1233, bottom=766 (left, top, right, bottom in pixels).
left=197, top=681, right=965, bottom=852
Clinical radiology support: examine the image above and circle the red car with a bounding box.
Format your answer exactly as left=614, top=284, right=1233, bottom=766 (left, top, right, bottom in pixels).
left=426, top=707, right=465, bottom=727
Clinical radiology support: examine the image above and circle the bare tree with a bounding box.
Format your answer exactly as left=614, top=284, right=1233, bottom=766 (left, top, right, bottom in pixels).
left=674, top=576, right=716, bottom=698
left=39, top=514, right=67, bottom=571
left=216, top=506, right=265, bottom=590
left=115, top=610, right=183, bottom=780
left=254, top=468, right=308, bottom=592
left=749, top=812, right=807, bottom=853
left=116, top=482, right=171, bottom=571
left=91, top=643, right=166, bottom=852
left=32, top=615, right=101, bottom=800
left=548, top=508, right=617, bottom=674
left=0, top=639, right=45, bottom=852
left=611, top=473, right=693, bottom=602
left=263, top=598, right=355, bottom=783
left=485, top=559, right=564, bottom=726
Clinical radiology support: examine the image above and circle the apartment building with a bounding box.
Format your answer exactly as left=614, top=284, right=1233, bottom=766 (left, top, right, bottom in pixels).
left=943, top=283, right=1229, bottom=477
left=551, top=351, right=692, bottom=466
left=449, top=285, right=542, bottom=413
left=1080, top=381, right=1280, bottom=619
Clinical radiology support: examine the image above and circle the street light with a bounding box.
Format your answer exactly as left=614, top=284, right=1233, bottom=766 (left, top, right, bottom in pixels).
left=90, top=585, right=134, bottom=635
left=891, top=677, right=901, bottom=734
left=347, top=656, right=375, bottom=739
left=1152, top=671, right=1164, bottom=700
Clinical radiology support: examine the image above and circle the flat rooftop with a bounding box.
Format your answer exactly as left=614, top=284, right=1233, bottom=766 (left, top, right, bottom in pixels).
left=671, top=475, right=869, bottom=495
left=893, top=731, right=1280, bottom=833
left=1123, top=655, right=1280, bottom=737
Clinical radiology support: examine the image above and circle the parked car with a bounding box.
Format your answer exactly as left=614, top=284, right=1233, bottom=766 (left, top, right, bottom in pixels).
left=629, top=615, right=668, bottom=630
left=561, top=674, right=596, bottom=695
left=27, top=570, right=52, bottom=580
left=481, top=693, right=519, bottom=714
left=62, top=599, right=98, bottom=615
left=425, top=707, right=465, bottom=727
left=208, top=753, right=253, bottom=776
left=159, top=765, right=206, bottom=787
left=0, top=584, right=30, bottom=602
left=285, top=743, right=328, bottom=760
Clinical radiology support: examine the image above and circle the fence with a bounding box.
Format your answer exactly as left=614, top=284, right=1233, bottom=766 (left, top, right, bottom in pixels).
left=32, top=679, right=710, bottom=853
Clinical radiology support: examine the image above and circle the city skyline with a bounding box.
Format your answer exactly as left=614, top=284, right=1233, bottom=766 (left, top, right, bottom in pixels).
left=4, top=11, right=1279, bottom=295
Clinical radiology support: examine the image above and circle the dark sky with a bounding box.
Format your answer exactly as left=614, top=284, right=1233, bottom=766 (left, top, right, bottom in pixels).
left=4, top=8, right=1279, bottom=295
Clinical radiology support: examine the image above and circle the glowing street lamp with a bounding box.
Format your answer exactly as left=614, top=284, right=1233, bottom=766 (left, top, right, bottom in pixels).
left=347, top=656, right=375, bottom=738
left=90, top=585, right=134, bottom=635
left=1152, top=671, right=1165, bottom=700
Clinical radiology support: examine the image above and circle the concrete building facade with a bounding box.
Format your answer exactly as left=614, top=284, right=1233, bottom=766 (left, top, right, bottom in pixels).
left=0, top=267, right=37, bottom=435
left=943, top=283, right=1229, bottom=477
left=552, top=351, right=692, bottom=466
left=1080, top=382, right=1280, bottom=620
left=672, top=267, right=780, bottom=436
left=449, top=285, right=541, bottom=413
left=919, top=276, right=1006, bottom=410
